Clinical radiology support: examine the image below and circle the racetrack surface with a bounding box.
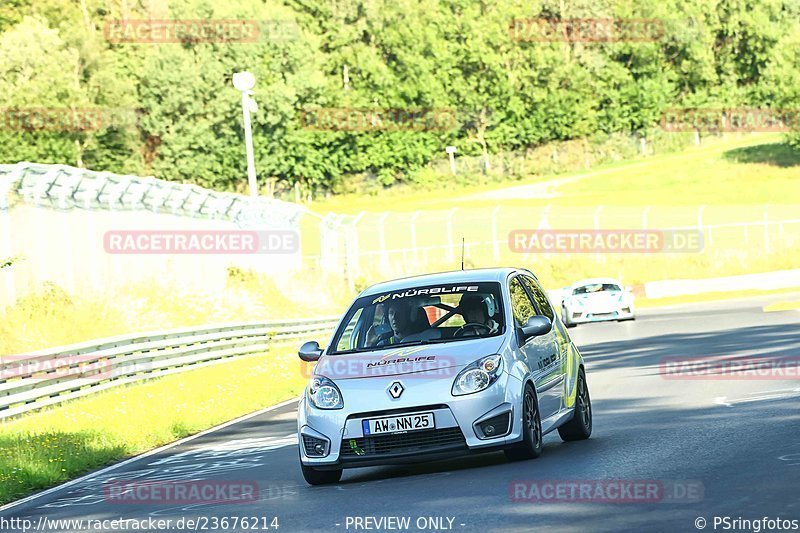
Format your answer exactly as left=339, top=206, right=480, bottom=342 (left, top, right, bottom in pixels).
left=2, top=294, right=799, bottom=533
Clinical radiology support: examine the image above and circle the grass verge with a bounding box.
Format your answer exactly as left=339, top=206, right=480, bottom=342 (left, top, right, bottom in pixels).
left=0, top=344, right=307, bottom=505
left=636, top=287, right=800, bottom=308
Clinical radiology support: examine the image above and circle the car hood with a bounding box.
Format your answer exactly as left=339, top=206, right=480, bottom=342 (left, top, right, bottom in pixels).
left=568, top=291, right=624, bottom=306
left=315, top=335, right=506, bottom=380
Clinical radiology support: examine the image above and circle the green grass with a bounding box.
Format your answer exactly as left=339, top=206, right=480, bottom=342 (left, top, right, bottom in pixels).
left=311, top=133, right=797, bottom=213
left=0, top=344, right=307, bottom=505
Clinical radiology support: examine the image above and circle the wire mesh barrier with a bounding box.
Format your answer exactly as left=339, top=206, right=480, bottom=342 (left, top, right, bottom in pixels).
left=0, top=317, right=339, bottom=420
left=3, top=162, right=799, bottom=305
left=309, top=204, right=800, bottom=287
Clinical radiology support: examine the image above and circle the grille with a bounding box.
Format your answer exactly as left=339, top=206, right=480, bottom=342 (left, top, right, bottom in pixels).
left=341, top=427, right=466, bottom=459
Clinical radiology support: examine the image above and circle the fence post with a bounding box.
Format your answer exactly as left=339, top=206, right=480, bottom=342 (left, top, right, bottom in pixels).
left=410, top=210, right=421, bottom=270
left=491, top=205, right=501, bottom=261
left=378, top=212, right=389, bottom=273
left=763, top=205, right=769, bottom=253
left=697, top=205, right=706, bottom=249
left=349, top=211, right=364, bottom=281
left=594, top=205, right=603, bottom=262
left=446, top=208, right=457, bottom=262
left=0, top=165, right=22, bottom=306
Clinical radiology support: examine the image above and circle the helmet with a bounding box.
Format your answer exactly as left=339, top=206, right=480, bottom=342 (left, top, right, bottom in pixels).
left=459, top=293, right=496, bottom=318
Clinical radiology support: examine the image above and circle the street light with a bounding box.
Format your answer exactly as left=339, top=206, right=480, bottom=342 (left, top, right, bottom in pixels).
left=233, top=71, right=259, bottom=197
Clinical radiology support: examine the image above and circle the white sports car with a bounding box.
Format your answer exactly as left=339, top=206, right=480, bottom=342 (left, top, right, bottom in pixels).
left=560, top=278, right=635, bottom=327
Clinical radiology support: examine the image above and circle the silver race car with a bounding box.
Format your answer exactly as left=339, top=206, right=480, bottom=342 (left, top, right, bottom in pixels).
left=560, top=278, right=636, bottom=327
left=296, top=268, right=592, bottom=484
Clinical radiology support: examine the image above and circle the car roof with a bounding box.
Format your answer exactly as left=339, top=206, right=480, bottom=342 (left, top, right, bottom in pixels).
left=570, top=277, right=622, bottom=288
left=358, top=268, right=526, bottom=298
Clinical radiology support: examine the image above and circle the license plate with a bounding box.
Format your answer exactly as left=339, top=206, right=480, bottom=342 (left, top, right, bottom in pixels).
left=362, top=412, right=435, bottom=435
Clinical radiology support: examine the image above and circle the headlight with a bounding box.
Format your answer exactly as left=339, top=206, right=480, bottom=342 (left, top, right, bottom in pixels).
left=307, top=376, right=343, bottom=409
left=452, top=355, right=503, bottom=396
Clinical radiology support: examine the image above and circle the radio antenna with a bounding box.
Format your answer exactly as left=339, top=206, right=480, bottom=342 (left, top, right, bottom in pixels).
left=461, top=238, right=465, bottom=270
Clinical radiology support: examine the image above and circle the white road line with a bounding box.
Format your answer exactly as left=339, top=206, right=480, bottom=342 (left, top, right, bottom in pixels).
left=0, top=397, right=301, bottom=514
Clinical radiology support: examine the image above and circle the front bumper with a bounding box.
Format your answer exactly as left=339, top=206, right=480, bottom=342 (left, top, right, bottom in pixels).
left=298, top=370, right=523, bottom=469
left=567, top=305, right=634, bottom=324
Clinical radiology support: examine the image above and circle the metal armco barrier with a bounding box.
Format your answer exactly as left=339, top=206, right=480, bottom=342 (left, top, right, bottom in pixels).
left=0, top=317, right=339, bottom=420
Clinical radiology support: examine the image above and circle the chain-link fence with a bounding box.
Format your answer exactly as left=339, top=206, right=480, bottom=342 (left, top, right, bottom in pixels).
left=3, top=162, right=799, bottom=308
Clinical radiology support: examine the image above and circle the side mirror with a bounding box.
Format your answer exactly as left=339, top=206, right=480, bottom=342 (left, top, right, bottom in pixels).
left=519, top=316, right=552, bottom=344
left=299, top=341, right=323, bottom=362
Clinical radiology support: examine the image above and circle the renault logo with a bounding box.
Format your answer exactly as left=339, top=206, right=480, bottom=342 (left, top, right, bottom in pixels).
left=387, top=381, right=404, bottom=399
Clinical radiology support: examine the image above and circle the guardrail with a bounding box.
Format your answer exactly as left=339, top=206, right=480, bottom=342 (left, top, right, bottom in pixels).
left=0, top=317, right=339, bottom=421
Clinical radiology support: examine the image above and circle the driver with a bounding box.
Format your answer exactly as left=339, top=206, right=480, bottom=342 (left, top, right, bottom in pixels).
left=367, top=299, right=421, bottom=346
left=457, top=294, right=499, bottom=334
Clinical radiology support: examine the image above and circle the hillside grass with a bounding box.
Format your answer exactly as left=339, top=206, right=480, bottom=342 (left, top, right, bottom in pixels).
left=311, top=133, right=796, bottom=213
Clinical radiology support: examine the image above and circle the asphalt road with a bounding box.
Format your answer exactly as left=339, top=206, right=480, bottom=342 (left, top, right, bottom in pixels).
left=2, top=295, right=799, bottom=533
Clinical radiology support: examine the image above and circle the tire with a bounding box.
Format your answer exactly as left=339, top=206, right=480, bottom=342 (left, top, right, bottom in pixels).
left=504, top=383, right=543, bottom=461
left=300, top=461, right=342, bottom=485
left=561, top=307, right=577, bottom=328
left=558, top=368, right=592, bottom=441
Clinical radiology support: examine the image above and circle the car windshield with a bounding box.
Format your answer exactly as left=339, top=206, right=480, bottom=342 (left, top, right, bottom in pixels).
left=573, top=283, right=621, bottom=295
left=329, top=282, right=505, bottom=354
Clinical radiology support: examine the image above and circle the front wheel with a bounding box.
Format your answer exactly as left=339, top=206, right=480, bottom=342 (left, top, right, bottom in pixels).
left=558, top=368, right=592, bottom=441
left=504, top=383, right=543, bottom=461
left=300, top=461, right=342, bottom=485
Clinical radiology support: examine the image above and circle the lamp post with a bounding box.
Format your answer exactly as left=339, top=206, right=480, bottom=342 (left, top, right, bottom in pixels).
left=233, top=71, right=259, bottom=197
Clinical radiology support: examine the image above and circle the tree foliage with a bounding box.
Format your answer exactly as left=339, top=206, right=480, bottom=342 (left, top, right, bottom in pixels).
left=0, top=0, right=798, bottom=191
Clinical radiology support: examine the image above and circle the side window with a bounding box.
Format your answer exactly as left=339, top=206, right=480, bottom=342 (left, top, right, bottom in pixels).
left=336, top=308, right=364, bottom=351
left=522, top=276, right=555, bottom=321
left=509, top=277, right=536, bottom=327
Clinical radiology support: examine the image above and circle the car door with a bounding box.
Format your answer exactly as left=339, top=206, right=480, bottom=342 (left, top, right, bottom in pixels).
left=521, top=275, right=569, bottom=416
left=508, top=275, right=561, bottom=420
